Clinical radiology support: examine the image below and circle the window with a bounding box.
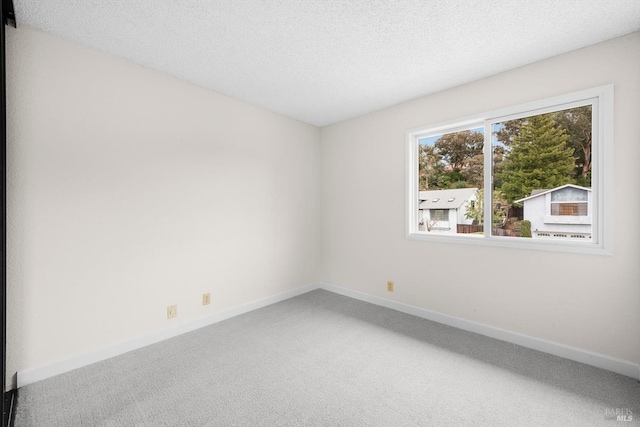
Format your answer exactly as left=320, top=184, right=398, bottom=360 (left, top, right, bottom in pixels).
left=406, top=85, right=613, bottom=254
left=551, top=203, right=587, bottom=216
left=415, top=126, right=483, bottom=236
left=550, top=187, right=588, bottom=216
left=430, top=209, right=448, bottom=222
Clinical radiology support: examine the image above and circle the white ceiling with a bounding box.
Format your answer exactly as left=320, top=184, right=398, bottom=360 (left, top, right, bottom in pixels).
left=12, top=1, right=640, bottom=127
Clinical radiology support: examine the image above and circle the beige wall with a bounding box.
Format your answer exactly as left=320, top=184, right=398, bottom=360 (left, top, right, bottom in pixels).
left=320, top=32, right=640, bottom=365
left=6, top=26, right=321, bottom=388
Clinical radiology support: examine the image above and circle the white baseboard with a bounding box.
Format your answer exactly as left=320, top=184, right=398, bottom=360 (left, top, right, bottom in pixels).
left=17, top=284, right=320, bottom=388
left=318, top=282, right=640, bottom=380
left=17, top=281, right=639, bottom=387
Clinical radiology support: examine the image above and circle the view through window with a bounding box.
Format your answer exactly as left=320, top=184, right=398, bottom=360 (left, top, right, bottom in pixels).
left=407, top=85, right=613, bottom=254
left=417, top=105, right=592, bottom=240
left=492, top=105, right=592, bottom=240
left=418, top=128, right=483, bottom=235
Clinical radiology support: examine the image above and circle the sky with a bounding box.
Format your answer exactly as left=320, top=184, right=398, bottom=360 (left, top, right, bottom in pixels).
left=418, top=126, right=484, bottom=146
left=418, top=125, right=506, bottom=149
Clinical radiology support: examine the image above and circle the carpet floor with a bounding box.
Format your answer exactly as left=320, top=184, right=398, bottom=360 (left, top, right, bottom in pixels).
left=13, top=289, right=640, bottom=426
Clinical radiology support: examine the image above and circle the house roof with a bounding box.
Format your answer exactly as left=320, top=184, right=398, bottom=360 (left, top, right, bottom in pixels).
left=514, top=184, right=591, bottom=204
left=418, top=188, right=477, bottom=210
left=529, top=189, right=549, bottom=197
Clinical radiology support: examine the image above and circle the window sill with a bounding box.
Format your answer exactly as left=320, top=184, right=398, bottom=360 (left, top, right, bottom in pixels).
left=407, top=231, right=610, bottom=255
left=543, top=215, right=592, bottom=225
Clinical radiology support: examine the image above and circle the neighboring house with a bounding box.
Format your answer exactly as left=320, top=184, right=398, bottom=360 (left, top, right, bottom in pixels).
left=515, top=184, right=592, bottom=240
left=419, top=188, right=478, bottom=234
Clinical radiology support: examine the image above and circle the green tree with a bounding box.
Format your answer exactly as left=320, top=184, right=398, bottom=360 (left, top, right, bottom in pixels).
left=495, top=107, right=592, bottom=187
left=462, top=153, right=484, bottom=188
left=436, top=173, right=452, bottom=189
left=434, top=130, right=484, bottom=171
left=498, top=114, right=575, bottom=204
left=494, top=118, right=525, bottom=147
left=465, top=189, right=508, bottom=225
left=552, top=106, right=592, bottom=186
left=418, top=144, right=444, bottom=190
left=491, top=145, right=506, bottom=189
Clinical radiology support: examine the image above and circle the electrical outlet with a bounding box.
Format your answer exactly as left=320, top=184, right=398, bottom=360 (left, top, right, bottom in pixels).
left=387, top=281, right=394, bottom=292
left=202, top=293, right=211, bottom=306
left=167, top=304, right=177, bottom=319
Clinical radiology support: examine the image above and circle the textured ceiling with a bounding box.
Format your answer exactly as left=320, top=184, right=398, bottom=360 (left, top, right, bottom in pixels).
left=12, top=1, right=640, bottom=127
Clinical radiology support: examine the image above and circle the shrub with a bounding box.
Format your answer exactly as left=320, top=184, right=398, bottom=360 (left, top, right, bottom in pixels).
left=520, top=220, right=532, bottom=238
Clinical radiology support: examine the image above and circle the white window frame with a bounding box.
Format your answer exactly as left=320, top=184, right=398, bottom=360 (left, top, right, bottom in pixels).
left=406, top=85, right=613, bottom=255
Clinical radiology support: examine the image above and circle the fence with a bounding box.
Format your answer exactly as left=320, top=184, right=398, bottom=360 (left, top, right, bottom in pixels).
left=457, top=224, right=483, bottom=234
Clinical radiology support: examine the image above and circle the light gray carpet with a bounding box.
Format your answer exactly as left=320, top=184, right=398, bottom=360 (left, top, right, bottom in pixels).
left=13, top=289, right=640, bottom=426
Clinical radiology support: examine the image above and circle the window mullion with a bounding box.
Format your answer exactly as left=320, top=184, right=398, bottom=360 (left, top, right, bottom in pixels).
left=483, top=121, right=493, bottom=238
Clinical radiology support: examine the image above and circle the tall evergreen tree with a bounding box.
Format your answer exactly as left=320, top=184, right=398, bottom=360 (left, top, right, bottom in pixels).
left=498, top=114, right=575, bottom=204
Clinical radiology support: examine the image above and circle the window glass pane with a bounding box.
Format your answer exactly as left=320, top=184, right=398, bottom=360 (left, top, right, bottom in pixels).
left=492, top=105, right=592, bottom=240
left=551, top=187, right=588, bottom=202
left=551, top=203, right=588, bottom=216
left=417, top=128, right=483, bottom=235
left=430, top=209, right=448, bottom=222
